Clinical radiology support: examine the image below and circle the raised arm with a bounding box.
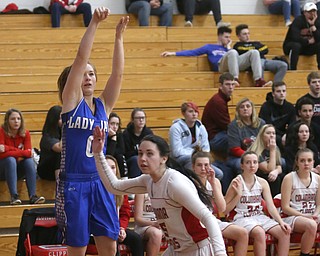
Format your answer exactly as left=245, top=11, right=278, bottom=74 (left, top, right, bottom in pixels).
left=258, top=140, right=282, bottom=182
left=93, top=126, right=147, bottom=195
left=101, top=16, right=129, bottom=116
left=62, top=7, right=109, bottom=113
left=224, top=176, right=242, bottom=214
left=207, top=167, right=226, bottom=212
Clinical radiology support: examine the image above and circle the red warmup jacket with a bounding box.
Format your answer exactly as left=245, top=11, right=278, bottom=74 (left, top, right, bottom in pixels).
left=50, top=0, right=83, bottom=8
left=119, top=195, right=130, bottom=229
left=0, top=127, right=32, bottom=160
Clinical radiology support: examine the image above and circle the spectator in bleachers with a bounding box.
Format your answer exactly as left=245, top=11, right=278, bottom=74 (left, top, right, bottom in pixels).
left=191, top=150, right=249, bottom=256
left=161, top=26, right=273, bottom=87
left=284, top=121, right=320, bottom=173
left=126, top=0, right=172, bottom=26
left=259, top=81, right=296, bottom=152
left=106, top=155, right=144, bottom=256
left=169, top=102, right=223, bottom=180
left=134, top=193, right=163, bottom=256
left=106, top=112, right=128, bottom=178
left=295, top=71, right=320, bottom=126
left=37, top=105, right=62, bottom=181
left=248, top=124, right=285, bottom=197
left=123, top=108, right=153, bottom=178
left=283, top=2, right=320, bottom=70
left=175, top=0, right=230, bottom=27
left=0, top=108, right=45, bottom=205
left=291, top=97, right=320, bottom=151
left=299, top=0, right=320, bottom=12
left=263, top=0, right=300, bottom=27
left=234, top=24, right=288, bottom=83
left=225, top=98, right=265, bottom=191
left=202, top=72, right=236, bottom=158
left=49, top=0, right=92, bottom=28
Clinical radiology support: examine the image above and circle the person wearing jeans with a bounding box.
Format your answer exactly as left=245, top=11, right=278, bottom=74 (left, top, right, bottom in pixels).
left=161, top=26, right=273, bottom=87
left=50, top=0, right=92, bottom=28
left=0, top=157, right=37, bottom=203
left=126, top=0, right=172, bottom=26
left=176, top=0, right=230, bottom=27
left=263, top=0, right=300, bottom=27
left=0, top=109, right=45, bottom=205
left=234, top=24, right=288, bottom=83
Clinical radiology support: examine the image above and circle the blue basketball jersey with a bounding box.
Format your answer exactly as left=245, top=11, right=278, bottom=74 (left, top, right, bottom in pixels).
left=61, top=97, right=108, bottom=175
left=56, top=97, right=119, bottom=245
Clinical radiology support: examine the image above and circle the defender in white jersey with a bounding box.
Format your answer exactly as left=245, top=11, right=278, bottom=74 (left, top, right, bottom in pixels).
left=191, top=149, right=249, bottom=256
left=225, top=151, right=291, bottom=256
left=281, top=148, right=320, bottom=256
left=92, top=128, right=227, bottom=256
left=56, top=7, right=129, bottom=256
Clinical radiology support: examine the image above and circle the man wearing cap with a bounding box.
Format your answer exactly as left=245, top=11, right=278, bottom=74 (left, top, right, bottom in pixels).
left=283, top=2, right=320, bottom=70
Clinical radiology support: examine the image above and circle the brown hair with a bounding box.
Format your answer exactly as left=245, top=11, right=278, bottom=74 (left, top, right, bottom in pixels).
left=307, top=71, right=320, bottom=84
left=2, top=108, right=26, bottom=137
left=57, top=62, right=97, bottom=103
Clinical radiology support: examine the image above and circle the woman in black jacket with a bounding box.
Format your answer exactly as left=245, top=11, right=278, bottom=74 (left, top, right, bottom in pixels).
left=123, top=108, right=153, bottom=178
left=106, top=112, right=128, bottom=178
left=284, top=121, right=320, bottom=173
left=38, top=105, right=62, bottom=180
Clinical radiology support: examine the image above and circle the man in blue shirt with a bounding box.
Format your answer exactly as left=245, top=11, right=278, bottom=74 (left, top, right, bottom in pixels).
left=161, top=26, right=272, bottom=87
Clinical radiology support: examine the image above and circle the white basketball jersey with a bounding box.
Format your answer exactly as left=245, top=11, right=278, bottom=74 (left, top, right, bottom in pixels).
left=234, top=175, right=263, bottom=220
left=141, top=193, right=157, bottom=221
left=289, top=171, right=318, bottom=214
left=147, top=168, right=210, bottom=252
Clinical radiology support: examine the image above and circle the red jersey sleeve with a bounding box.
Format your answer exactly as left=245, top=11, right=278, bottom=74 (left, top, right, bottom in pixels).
left=119, top=195, right=130, bottom=229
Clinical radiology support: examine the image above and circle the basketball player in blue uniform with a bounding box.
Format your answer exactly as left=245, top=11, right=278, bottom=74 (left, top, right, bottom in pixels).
left=55, top=7, right=129, bottom=256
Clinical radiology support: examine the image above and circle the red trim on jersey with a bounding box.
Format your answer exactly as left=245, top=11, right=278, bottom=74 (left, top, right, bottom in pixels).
left=181, top=207, right=209, bottom=243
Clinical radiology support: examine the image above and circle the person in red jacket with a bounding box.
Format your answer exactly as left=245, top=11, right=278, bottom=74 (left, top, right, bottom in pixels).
left=0, top=109, right=45, bottom=205
left=50, top=0, right=92, bottom=28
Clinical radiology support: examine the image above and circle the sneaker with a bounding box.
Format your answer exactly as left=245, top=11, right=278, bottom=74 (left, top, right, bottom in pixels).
left=184, top=21, right=193, bottom=27
left=29, top=195, right=45, bottom=204
left=10, top=194, right=22, bottom=205
left=255, top=78, right=273, bottom=87
left=217, top=21, right=231, bottom=28
left=285, top=20, right=292, bottom=27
